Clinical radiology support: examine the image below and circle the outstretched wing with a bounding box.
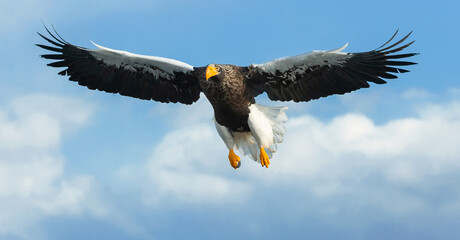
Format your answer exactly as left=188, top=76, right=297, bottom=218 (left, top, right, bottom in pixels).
left=37, top=26, right=201, bottom=104
left=245, top=31, right=418, bottom=102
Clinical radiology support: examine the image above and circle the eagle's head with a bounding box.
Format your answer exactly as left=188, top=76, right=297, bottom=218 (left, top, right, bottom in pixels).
left=205, top=64, right=223, bottom=81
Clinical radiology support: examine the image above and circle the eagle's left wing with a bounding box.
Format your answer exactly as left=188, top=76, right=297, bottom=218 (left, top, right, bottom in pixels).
left=37, top=26, right=201, bottom=104
left=245, top=31, right=418, bottom=102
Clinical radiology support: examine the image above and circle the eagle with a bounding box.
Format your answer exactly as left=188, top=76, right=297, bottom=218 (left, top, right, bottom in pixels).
left=37, top=26, right=417, bottom=169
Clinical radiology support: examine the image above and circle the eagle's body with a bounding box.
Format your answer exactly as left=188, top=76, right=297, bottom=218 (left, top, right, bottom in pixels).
left=200, top=65, right=254, bottom=132
left=37, top=27, right=417, bottom=169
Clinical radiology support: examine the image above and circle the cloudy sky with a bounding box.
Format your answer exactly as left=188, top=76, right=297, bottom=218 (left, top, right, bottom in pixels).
left=1, top=0, right=459, bottom=239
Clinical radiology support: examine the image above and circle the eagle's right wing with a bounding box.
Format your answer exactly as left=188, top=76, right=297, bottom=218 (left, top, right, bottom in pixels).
left=37, top=26, right=201, bottom=104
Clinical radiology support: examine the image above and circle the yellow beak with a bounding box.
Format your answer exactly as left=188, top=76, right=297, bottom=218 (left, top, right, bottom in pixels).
left=206, top=65, right=219, bottom=80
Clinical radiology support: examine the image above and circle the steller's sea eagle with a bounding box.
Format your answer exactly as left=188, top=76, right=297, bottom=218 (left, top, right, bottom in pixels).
left=37, top=26, right=417, bottom=169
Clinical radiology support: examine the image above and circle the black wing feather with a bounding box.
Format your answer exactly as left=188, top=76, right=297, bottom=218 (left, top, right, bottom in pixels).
left=246, top=31, right=418, bottom=102
left=37, top=26, right=201, bottom=105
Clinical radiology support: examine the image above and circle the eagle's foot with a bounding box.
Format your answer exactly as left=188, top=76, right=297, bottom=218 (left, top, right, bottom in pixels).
left=260, top=148, right=270, bottom=168
left=229, top=149, right=241, bottom=169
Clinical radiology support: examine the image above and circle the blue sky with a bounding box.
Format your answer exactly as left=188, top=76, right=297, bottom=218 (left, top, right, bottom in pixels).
left=1, top=0, right=460, bottom=239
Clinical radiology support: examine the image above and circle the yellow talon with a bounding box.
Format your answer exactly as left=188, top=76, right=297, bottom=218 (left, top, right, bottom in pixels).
left=228, top=149, right=241, bottom=169
left=260, top=148, right=270, bottom=168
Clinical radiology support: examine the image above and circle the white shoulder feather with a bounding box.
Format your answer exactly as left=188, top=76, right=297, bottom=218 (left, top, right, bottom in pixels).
left=250, top=43, right=351, bottom=75
left=89, top=42, right=194, bottom=78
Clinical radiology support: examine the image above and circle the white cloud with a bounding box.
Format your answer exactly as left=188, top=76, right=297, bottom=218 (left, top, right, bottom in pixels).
left=126, top=91, right=460, bottom=221
left=271, top=99, right=460, bottom=186
left=0, top=95, right=94, bottom=153
left=129, top=96, right=252, bottom=207
left=0, top=94, right=110, bottom=239
left=140, top=123, right=251, bottom=206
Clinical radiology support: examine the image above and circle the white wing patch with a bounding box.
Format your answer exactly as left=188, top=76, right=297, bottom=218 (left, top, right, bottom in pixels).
left=88, top=42, right=194, bottom=79
left=250, top=43, right=351, bottom=76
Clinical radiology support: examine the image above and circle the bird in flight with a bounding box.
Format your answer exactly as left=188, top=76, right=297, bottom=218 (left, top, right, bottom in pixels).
left=37, top=26, right=417, bottom=169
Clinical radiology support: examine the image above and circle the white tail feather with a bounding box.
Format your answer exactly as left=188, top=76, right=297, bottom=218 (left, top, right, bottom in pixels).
left=235, top=104, right=288, bottom=162
left=233, top=132, right=259, bottom=161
